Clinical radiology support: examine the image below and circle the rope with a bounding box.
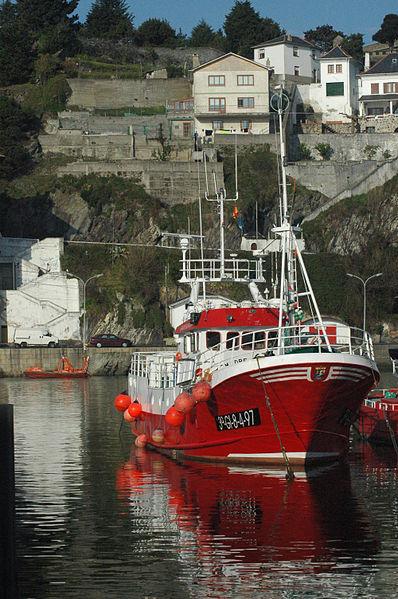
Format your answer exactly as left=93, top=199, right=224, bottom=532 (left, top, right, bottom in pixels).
left=256, top=356, right=295, bottom=481
left=383, top=409, right=398, bottom=458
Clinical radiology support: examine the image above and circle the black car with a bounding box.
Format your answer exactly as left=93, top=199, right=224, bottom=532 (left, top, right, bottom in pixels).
left=89, top=334, right=132, bottom=348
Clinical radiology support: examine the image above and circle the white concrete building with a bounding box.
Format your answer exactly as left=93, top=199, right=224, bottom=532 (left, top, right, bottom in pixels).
left=0, top=237, right=80, bottom=342
left=296, top=46, right=360, bottom=124
left=192, top=53, right=270, bottom=137
left=359, top=53, right=398, bottom=117
left=253, top=34, right=320, bottom=84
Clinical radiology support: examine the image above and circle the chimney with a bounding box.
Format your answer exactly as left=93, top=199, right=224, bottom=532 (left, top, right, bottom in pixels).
left=333, top=35, right=344, bottom=48
left=192, top=53, right=200, bottom=69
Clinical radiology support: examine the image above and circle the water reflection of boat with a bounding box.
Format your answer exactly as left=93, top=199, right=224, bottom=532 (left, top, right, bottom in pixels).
left=25, top=356, right=89, bottom=379
left=116, top=450, right=379, bottom=571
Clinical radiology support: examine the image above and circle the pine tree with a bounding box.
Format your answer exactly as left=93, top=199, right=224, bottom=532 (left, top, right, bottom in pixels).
left=16, top=0, right=79, bottom=55
left=137, top=18, right=176, bottom=46
left=224, top=1, right=281, bottom=58
left=0, top=1, right=34, bottom=85
left=373, top=14, right=398, bottom=50
left=190, top=21, right=216, bottom=47
left=85, top=0, right=134, bottom=39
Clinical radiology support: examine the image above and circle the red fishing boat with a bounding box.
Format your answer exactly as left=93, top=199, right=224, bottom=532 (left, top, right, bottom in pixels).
left=25, top=356, right=89, bottom=379
left=358, top=387, right=398, bottom=445
left=114, top=95, right=379, bottom=469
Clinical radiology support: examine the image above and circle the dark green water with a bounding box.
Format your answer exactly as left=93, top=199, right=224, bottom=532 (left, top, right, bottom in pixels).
left=3, top=372, right=398, bottom=599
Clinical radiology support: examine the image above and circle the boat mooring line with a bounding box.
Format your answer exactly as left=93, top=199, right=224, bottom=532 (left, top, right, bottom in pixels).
left=256, top=356, right=295, bottom=481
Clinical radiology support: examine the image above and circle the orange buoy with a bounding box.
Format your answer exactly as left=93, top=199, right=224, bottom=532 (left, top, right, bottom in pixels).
left=123, top=409, right=134, bottom=422
left=174, top=391, right=195, bottom=414
left=135, top=434, right=147, bottom=448
left=175, top=352, right=182, bottom=362
left=165, top=406, right=185, bottom=427
left=128, top=402, right=142, bottom=419
left=192, top=381, right=211, bottom=402
left=152, top=429, right=165, bottom=444
left=114, top=393, right=131, bottom=412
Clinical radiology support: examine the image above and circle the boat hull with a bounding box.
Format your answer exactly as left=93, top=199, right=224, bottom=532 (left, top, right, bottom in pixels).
left=359, top=396, right=398, bottom=445
left=25, top=371, right=89, bottom=379
left=129, top=354, right=379, bottom=466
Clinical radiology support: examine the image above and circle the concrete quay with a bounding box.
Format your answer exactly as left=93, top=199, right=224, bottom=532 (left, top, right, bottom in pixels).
left=0, top=346, right=169, bottom=378
left=0, top=344, right=394, bottom=378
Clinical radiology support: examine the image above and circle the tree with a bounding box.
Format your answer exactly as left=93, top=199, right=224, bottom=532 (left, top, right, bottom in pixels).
left=190, top=20, right=216, bottom=47
left=0, top=96, right=38, bottom=180
left=304, top=24, right=343, bottom=53
left=137, top=18, right=177, bottom=46
left=224, top=1, right=281, bottom=58
left=341, top=33, right=364, bottom=63
left=373, top=14, right=398, bottom=49
left=84, top=0, right=134, bottom=39
left=16, top=0, right=79, bottom=55
left=0, top=1, right=34, bottom=85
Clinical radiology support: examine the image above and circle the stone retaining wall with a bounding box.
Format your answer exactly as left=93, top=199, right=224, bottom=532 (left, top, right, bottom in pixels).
left=67, top=78, right=192, bottom=110
left=57, top=160, right=225, bottom=204
left=291, top=133, right=398, bottom=162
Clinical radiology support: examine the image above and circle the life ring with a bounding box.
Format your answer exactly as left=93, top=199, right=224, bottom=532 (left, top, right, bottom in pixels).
left=175, top=352, right=182, bottom=362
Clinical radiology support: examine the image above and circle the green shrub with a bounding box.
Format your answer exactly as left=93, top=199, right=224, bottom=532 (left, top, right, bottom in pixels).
left=298, top=143, right=312, bottom=160
left=364, top=144, right=380, bottom=160
left=22, top=75, right=72, bottom=114
left=315, top=142, right=333, bottom=161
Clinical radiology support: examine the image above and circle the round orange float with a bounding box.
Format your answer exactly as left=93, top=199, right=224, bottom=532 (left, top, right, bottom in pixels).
left=165, top=406, right=185, bottom=427
left=174, top=391, right=195, bottom=413
left=128, top=402, right=142, bottom=419
left=192, top=381, right=211, bottom=402
left=114, top=393, right=131, bottom=412
left=123, top=409, right=134, bottom=422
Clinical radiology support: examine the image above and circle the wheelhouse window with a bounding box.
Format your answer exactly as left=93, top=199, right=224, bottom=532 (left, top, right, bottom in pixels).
left=254, top=332, right=265, bottom=349
left=238, top=97, right=254, bottom=108
left=226, top=331, right=239, bottom=349
left=208, top=75, right=225, bottom=86
left=206, top=331, right=220, bottom=349
left=209, top=97, right=226, bottom=112
left=241, top=331, right=254, bottom=350
left=237, top=74, right=254, bottom=86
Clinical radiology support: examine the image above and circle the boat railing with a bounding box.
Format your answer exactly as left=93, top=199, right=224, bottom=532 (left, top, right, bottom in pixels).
left=180, top=257, right=265, bottom=283
left=195, top=324, right=374, bottom=375
left=129, top=351, right=196, bottom=389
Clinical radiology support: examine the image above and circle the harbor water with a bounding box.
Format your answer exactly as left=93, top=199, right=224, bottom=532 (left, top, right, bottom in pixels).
left=3, top=372, right=398, bottom=598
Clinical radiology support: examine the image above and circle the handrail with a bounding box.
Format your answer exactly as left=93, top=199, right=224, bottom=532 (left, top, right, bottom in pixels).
left=129, top=324, right=375, bottom=387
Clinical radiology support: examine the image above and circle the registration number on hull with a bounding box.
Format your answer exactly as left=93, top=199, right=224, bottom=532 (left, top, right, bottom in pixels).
left=215, top=408, right=261, bottom=431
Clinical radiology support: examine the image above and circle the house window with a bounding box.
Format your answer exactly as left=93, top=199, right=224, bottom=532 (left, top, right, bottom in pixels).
left=327, top=64, right=335, bottom=74
left=293, top=46, right=299, bottom=57
left=212, top=120, right=223, bottom=130
left=259, top=51, right=265, bottom=59
left=237, top=74, right=254, bottom=86
left=240, top=119, right=252, bottom=132
left=326, top=82, right=344, bottom=96
left=182, top=122, right=191, bottom=137
left=237, top=97, right=254, bottom=108
left=208, top=75, right=225, bottom=86
left=384, top=82, right=398, bottom=93
left=336, top=64, right=343, bottom=73
left=294, top=66, right=300, bottom=76
left=371, top=83, right=380, bottom=94
left=209, top=97, right=226, bottom=112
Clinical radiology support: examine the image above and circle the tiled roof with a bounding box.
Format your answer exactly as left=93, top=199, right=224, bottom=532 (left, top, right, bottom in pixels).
left=252, top=34, right=318, bottom=50
left=321, top=46, right=352, bottom=60
left=363, top=53, right=398, bottom=74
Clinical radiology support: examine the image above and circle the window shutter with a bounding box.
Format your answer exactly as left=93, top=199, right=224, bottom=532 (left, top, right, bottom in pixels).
left=326, top=82, right=344, bottom=96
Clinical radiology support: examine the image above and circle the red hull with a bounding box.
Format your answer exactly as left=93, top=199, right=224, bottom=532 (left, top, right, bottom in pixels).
left=130, top=359, right=377, bottom=466
left=359, top=392, right=398, bottom=445
left=25, top=371, right=88, bottom=379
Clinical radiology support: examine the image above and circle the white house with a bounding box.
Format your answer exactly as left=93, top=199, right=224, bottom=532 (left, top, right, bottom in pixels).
left=0, top=237, right=80, bottom=342
left=252, top=34, right=320, bottom=83
left=359, top=53, right=398, bottom=117
left=192, top=53, right=270, bottom=137
left=301, top=46, right=360, bottom=123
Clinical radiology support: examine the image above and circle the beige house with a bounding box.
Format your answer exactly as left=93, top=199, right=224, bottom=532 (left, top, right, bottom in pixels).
left=192, top=53, right=270, bottom=137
